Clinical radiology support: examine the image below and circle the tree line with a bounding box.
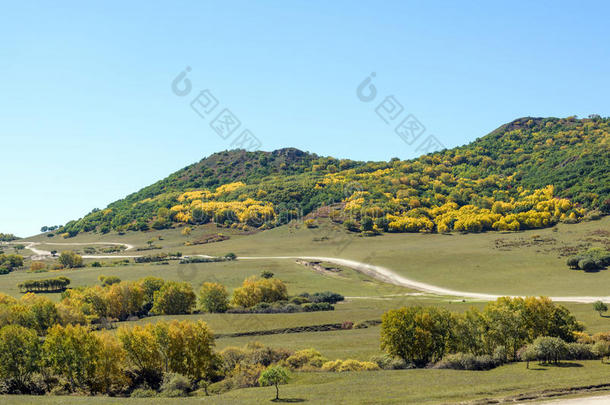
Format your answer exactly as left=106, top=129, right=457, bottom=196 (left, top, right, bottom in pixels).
left=381, top=296, right=583, bottom=367
left=18, top=277, right=71, bottom=293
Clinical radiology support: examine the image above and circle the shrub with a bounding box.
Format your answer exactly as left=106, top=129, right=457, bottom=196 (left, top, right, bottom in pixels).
left=30, top=262, right=46, bottom=272
left=302, top=302, right=334, bottom=312
left=160, top=373, right=192, bottom=397
left=260, top=271, right=274, bottom=279
left=433, top=353, right=498, bottom=370
left=369, top=354, right=409, bottom=370
left=341, top=321, right=354, bottom=330
left=566, top=343, right=596, bottom=360
left=579, top=258, right=599, bottom=271
left=284, top=349, right=327, bottom=369
left=131, top=388, right=158, bottom=398
left=308, top=291, right=344, bottom=304
left=304, top=219, right=317, bottom=228
left=321, top=359, right=379, bottom=372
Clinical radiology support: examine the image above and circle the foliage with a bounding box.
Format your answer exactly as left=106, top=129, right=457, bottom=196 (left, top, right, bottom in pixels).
left=381, top=297, right=583, bottom=367
left=18, top=277, right=70, bottom=293
left=594, top=301, right=608, bottom=317
left=258, top=366, right=290, bottom=400
left=59, top=117, right=610, bottom=236
left=151, top=281, right=196, bottom=315
left=320, top=359, right=379, bottom=372
left=199, top=282, right=229, bottom=313
left=0, top=254, right=24, bottom=274
left=58, top=251, right=83, bottom=268
left=231, top=277, right=288, bottom=308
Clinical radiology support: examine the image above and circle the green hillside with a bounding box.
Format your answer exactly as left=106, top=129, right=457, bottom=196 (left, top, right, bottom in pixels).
left=58, top=116, right=609, bottom=237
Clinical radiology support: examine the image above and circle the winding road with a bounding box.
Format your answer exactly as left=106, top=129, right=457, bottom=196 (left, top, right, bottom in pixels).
left=4, top=242, right=610, bottom=304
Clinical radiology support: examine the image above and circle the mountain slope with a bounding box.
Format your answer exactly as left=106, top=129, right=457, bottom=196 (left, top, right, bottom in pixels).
left=59, top=116, right=609, bottom=236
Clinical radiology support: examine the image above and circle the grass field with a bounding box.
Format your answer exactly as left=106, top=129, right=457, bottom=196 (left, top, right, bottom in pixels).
left=3, top=361, right=610, bottom=404
left=4, top=217, right=610, bottom=403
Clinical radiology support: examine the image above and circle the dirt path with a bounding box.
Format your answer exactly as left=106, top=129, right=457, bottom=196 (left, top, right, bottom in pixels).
left=239, top=256, right=610, bottom=304
left=539, top=395, right=610, bottom=404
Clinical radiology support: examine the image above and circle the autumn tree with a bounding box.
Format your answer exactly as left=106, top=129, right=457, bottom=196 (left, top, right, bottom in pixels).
left=151, top=281, right=196, bottom=315
left=58, top=251, right=83, bottom=268
left=0, top=325, right=40, bottom=390
left=380, top=306, right=452, bottom=367
left=42, top=324, right=101, bottom=392
left=199, top=282, right=230, bottom=313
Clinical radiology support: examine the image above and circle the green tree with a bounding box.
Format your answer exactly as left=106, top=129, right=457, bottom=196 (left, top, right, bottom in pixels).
left=380, top=306, right=452, bottom=367
left=258, top=365, right=290, bottom=400
left=199, top=282, right=229, bottom=313
left=151, top=281, right=196, bottom=315
left=594, top=301, right=608, bottom=317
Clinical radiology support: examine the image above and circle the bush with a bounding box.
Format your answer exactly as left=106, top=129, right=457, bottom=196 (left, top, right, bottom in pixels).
left=160, top=373, right=192, bottom=397
left=566, top=343, right=596, bottom=360
left=308, top=291, right=344, bottom=304
left=369, top=354, right=409, bottom=370
left=260, top=271, right=274, bottom=279
left=579, top=258, right=599, bottom=271
left=321, top=359, right=379, bottom=372
left=433, top=353, right=498, bottom=371
left=302, top=302, right=334, bottom=312
left=131, top=388, right=158, bottom=398
left=284, top=349, right=327, bottom=369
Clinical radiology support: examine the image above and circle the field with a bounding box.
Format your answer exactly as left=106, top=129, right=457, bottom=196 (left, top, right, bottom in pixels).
left=2, top=216, right=610, bottom=403
left=3, top=361, right=610, bottom=404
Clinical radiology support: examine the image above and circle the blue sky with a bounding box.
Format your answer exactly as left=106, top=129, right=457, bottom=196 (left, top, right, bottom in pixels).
left=1, top=0, right=609, bottom=237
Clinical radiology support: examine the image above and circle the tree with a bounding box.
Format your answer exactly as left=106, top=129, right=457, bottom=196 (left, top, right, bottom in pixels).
left=95, top=332, right=129, bottom=394
left=258, top=365, right=290, bottom=400
left=42, top=324, right=101, bottom=392
left=594, top=301, right=608, bottom=317
left=151, top=281, right=196, bottom=315
left=58, top=251, right=83, bottom=268
left=138, top=276, right=166, bottom=307
left=0, top=325, right=40, bottom=390
left=231, top=277, right=288, bottom=308
left=380, top=306, right=452, bottom=367
left=199, top=282, right=229, bottom=313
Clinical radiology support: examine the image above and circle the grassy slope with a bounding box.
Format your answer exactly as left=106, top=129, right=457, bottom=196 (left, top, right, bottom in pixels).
left=6, top=218, right=610, bottom=403
left=4, top=361, right=610, bottom=404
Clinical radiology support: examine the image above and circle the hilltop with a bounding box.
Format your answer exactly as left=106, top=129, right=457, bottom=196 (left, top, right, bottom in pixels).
left=57, top=116, right=609, bottom=237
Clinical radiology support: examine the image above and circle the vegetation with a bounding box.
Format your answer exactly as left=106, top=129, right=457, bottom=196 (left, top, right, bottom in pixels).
left=56, top=117, right=609, bottom=237
left=18, top=277, right=70, bottom=293
left=58, top=251, right=83, bottom=269
left=0, top=234, right=19, bottom=242
left=567, top=247, right=610, bottom=271
left=381, top=297, right=582, bottom=367
left=0, top=254, right=23, bottom=274
left=258, top=366, right=290, bottom=400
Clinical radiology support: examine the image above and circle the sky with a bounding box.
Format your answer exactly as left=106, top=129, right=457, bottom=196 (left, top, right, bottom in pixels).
left=1, top=0, right=609, bottom=237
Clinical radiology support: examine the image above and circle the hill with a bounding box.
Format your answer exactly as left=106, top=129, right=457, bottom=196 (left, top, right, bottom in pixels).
left=57, top=116, right=609, bottom=237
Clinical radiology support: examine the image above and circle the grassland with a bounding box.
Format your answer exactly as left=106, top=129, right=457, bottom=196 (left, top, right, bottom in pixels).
left=3, top=217, right=610, bottom=403
left=3, top=361, right=610, bottom=404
